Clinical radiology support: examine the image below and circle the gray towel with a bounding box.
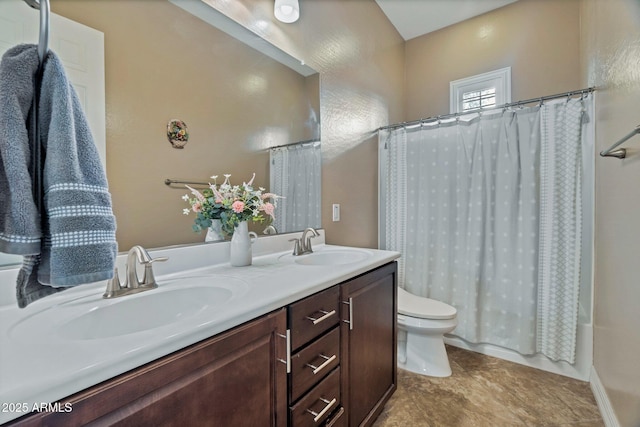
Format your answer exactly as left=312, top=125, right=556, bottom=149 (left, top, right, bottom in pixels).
left=0, top=45, right=41, bottom=254
left=0, top=45, right=117, bottom=308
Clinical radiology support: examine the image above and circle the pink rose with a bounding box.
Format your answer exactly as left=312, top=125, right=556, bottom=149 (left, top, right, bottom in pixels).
left=262, top=202, right=275, bottom=217
left=192, top=202, right=202, bottom=213
left=232, top=200, right=245, bottom=213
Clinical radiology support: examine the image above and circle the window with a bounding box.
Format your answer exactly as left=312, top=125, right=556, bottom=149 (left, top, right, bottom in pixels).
left=450, top=67, right=511, bottom=114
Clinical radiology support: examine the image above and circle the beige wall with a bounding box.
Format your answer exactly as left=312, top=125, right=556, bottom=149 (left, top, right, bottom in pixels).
left=405, top=0, right=581, bottom=120
left=52, top=0, right=316, bottom=251
left=20, top=0, right=640, bottom=422
left=50, top=0, right=584, bottom=253
left=581, top=0, right=640, bottom=425
left=217, top=0, right=406, bottom=248
left=52, top=0, right=402, bottom=252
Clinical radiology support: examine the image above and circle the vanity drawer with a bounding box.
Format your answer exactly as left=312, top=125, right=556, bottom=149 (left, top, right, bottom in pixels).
left=289, top=286, right=340, bottom=350
left=290, top=327, right=340, bottom=402
left=290, top=367, right=340, bottom=427
left=324, top=406, right=346, bottom=427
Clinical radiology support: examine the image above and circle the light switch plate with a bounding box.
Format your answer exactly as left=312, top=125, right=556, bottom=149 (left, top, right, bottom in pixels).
left=332, top=204, right=340, bottom=222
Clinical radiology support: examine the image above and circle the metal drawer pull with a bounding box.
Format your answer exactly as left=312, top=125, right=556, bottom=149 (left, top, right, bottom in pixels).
left=342, top=298, right=353, bottom=330
left=276, top=330, right=291, bottom=373
left=306, top=397, right=337, bottom=422
left=306, top=309, right=336, bottom=325
left=306, top=354, right=337, bottom=375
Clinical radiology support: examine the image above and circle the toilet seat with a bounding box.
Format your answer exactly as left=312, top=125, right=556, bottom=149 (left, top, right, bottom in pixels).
left=398, top=287, right=457, bottom=320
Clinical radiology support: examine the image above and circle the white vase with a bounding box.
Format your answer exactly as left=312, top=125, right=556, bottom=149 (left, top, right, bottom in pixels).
left=229, top=221, right=258, bottom=267
left=205, top=219, right=224, bottom=242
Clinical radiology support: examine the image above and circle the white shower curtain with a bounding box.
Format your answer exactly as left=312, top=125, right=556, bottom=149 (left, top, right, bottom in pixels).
left=270, top=141, right=321, bottom=233
left=380, top=95, right=592, bottom=362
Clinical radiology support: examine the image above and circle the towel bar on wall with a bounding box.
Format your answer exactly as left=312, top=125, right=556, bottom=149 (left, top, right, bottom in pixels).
left=600, top=125, right=640, bottom=159
left=164, top=178, right=209, bottom=188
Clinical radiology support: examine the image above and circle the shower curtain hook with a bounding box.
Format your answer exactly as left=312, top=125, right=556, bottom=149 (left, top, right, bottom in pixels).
left=538, top=97, right=544, bottom=108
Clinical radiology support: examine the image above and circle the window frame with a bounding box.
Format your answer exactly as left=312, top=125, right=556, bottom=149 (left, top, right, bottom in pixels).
left=450, top=67, right=511, bottom=114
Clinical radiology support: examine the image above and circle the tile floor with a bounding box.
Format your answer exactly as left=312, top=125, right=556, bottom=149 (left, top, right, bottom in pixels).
left=373, top=346, right=604, bottom=427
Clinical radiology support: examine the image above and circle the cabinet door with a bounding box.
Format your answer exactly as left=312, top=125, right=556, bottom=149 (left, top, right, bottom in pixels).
left=341, top=262, right=397, bottom=427
left=8, top=309, right=288, bottom=427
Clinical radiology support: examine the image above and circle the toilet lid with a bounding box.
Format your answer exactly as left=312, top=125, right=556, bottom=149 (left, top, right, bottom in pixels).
left=398, top=287, right=457, bottom=320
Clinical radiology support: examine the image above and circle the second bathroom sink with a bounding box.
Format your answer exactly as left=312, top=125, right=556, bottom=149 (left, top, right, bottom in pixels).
left=293, top=249, right=373, bottom=266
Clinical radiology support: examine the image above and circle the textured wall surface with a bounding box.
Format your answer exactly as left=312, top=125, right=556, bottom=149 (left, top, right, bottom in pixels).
left=52, top=0, right=316, bottom=251
left=223, top=0, right=583, bottom=248
left=581, top=0, right=640, bottom=425
left=18, top=0, right=640, bottom=422
left=213, top=0, right=406, bottom=248
left=405, top=0, right=581, bottom=120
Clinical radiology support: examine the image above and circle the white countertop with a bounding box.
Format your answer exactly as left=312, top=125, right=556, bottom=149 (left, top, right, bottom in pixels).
left=0, top=232, right=399, bottom=424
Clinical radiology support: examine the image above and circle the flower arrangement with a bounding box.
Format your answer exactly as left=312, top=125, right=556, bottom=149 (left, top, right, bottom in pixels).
left=182, top=173, right=280, bottom=236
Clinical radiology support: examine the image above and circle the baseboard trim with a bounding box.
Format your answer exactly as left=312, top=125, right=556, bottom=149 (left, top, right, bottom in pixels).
left=590, top=366, right=621, bottom=427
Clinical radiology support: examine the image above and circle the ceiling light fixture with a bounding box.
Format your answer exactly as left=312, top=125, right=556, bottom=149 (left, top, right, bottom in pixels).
left=274, top=0, right=299, bottom=23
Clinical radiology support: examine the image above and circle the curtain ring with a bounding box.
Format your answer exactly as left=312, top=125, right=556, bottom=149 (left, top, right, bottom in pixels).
left=538, top=97, right=544, bottom=107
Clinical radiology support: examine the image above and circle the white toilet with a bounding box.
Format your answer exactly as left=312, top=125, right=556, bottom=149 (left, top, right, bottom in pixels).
left=397, top=287, right=458, bottom=377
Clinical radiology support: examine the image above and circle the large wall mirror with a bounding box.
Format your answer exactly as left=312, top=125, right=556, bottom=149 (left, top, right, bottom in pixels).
left=0, top=0, right=321, bottom=268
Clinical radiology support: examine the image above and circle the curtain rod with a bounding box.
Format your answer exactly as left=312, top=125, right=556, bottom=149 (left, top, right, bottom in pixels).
left=378, top=87, right=596, bottom=132
left=266, top=139, right=320, bottom=151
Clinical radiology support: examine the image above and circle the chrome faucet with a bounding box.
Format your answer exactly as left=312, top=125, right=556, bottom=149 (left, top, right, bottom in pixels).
left=289, top=227, right=319, bottom=256
left=103, top=245, right=168, bottom=298
left=263, top=225, right=278, bottom=235
left=300, top=227, right=319, bottom=253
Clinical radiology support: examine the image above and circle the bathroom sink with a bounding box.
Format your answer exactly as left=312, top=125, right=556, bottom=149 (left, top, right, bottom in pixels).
left=294, top=249, right=372, bottom=266
left=10, top=276, right=248, bottom=341
left=58, top=286, right=229, bottom=340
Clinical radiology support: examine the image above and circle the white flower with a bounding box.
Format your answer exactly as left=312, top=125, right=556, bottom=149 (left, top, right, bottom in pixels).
left=210, top=175, right=218, bottom=180
left=183, top=209, right=190, bottom=215
left=182, top=194, right=189, bottom=201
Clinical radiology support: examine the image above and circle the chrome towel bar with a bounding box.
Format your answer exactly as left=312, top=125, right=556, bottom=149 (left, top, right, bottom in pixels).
left=164, top=178, right=209, bottom=188
left=600, top=125, right=640, bottom=159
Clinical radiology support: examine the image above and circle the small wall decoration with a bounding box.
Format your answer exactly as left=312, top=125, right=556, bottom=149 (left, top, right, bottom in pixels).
left=167, top=119, right=189, bottom=149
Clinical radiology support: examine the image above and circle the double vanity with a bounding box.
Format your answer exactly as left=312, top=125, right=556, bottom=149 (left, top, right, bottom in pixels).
left=0, top=231, right=400, bottom=426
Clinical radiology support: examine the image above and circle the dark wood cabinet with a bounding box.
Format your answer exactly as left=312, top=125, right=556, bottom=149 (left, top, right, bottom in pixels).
left=8, top=309, right=288, bottom=427
left=340, top=262, right=397, bottom=427
left=287, top=286, right=342, bottom=426
left=6, top=262, right=397, bottom=427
